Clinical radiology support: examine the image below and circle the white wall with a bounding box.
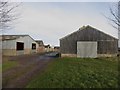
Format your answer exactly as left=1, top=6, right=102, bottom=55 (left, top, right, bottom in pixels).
left=77, top=41, right=97, bottom=58
left=2, top=40, right=16, bottom=49
left=2, top=35, right=38, bottom=50
left=15, top=36, right=38, bottom=49
left=2, top=35, right=39, bottom=56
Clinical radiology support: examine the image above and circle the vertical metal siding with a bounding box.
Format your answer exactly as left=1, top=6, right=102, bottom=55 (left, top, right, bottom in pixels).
left=60, top=26, right=118, bottom=54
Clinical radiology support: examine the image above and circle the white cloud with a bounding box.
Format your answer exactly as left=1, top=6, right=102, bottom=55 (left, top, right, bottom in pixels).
left=9, top=0, right=119, bottom=2
left=7, top=2, right=118, bottom=46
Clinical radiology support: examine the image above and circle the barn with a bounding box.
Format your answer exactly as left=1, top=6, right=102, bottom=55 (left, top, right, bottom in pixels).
left=1, top=35, right=39, bottom=56
left=60, top=25, right=118, bottom=58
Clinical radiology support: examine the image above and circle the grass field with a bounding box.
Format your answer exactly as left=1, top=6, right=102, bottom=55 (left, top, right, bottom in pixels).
left=2, top=58, right=18, bottom=72
left=26, top=57, right=119, bottom=88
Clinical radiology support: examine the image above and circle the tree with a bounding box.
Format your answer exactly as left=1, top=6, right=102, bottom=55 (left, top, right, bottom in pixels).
left=0, top=1, right=21, bottom=31
left=106, top=1, right=120, bottom=49
left=102, top=2, right=120, bottom=30
left=106, top=2, right=120, bottom=30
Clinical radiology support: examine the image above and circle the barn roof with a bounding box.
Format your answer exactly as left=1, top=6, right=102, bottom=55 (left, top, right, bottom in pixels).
left=54, top=46, right=60, bottom=49
left=0, top=34, right=35, bottom=41
left=60, top=25, right=118, bottom=40
left=35, top=40, right=44, bottom=46
left=44, top=45, right=51, bottom=48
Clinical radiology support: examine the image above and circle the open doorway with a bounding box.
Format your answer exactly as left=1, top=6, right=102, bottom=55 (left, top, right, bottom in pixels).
left=16, top=42, right=24, bottom=50
left=32, top=43, right=36, bottom=50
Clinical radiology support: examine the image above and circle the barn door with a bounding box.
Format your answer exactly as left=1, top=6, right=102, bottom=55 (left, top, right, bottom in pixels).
left=77, top=41, right=97, bottom=58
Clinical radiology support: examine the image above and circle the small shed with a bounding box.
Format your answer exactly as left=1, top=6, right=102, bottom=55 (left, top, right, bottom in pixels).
left=60, top=25, right=118, bottom=58
left=1, top=35, right=38, bottom=56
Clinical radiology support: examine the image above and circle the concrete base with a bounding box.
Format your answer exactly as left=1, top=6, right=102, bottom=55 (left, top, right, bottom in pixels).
left=97, top=54, right=117, bottom=57
left=61, top=54, right=77, bottom=57
left=61, top=53, right=117, bottom=58
left=2, top=49, right=37, bottom=56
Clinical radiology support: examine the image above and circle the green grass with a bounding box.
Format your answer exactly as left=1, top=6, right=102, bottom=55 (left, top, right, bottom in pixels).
left=0, top=64, right=2, bottom=72
left=2, top=60, right=18, bottom=72
left=26, top=57, right=118, bottom=88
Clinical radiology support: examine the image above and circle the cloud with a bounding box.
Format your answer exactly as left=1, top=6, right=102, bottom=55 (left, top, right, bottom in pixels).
left=8, top=2, right=118, bottom=46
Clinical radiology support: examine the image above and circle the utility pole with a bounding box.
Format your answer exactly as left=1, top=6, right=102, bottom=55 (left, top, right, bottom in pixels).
left=118, top=1, right=120, bottom=48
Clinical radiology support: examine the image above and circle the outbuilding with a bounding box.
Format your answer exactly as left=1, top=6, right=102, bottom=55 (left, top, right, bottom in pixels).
left=54, top=46, right=60, bottom=52
left=1, top=35, right=38, bottom=56
left=60, top=25, right=118, bottom=58
left=35, top=40, right=45, bottom=53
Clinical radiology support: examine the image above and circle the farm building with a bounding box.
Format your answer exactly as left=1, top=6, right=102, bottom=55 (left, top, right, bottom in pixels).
left=1, top=35, right=39, bottom=56
left=44, top=45, right=51, bottom=52
left=60, top=25, right=118, bottom=58
left=35, top=40, right=45, bottom=53
left=54, top=46, right=60, bottom=52
left=44, top=44, right=54, bottom=52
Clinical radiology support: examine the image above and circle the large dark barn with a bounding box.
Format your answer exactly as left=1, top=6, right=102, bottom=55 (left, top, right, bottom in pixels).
left=60, top=25, right=118, bottom=58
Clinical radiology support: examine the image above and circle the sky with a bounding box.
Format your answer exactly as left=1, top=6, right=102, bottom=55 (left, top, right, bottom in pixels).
left=3, top=2, right=118, bottom=46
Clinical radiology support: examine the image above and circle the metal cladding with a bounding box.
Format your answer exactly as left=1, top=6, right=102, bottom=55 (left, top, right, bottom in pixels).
left=60, top=25, right=118, bottom=56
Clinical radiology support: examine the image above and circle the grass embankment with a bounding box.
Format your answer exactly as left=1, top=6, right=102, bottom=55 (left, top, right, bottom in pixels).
left=26, top=57, right=118, bottom=88
left=2, top=57, right=18, bottom=72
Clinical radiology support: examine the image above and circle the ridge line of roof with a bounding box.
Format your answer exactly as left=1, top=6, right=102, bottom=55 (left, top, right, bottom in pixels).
left=59, top=25, right=90, bottom=40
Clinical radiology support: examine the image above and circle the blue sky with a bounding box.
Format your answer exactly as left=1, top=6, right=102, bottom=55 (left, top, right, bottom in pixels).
left=4, top=2, right=118, bottom=46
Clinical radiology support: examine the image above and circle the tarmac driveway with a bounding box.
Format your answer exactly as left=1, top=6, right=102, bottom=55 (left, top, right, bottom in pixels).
left=2, top=52, right=57, bottom=88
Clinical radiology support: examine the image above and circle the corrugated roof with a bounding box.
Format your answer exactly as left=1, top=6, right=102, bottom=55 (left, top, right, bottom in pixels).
left=0, top=34, right=29, bottom=41
left=60, top=25, right=118, bottom=40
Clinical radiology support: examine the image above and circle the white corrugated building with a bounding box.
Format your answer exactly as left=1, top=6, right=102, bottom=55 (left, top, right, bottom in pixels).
left=0, top=35, right=39, bottom=56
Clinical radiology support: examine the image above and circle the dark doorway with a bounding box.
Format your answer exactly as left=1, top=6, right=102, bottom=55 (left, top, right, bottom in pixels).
left=32, top=43, right=36, bottom=50
left=16, top=42, right=24, bottom=50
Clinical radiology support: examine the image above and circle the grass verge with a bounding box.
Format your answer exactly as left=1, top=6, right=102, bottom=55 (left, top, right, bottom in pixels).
left=26, top=57, right=118, bottom=88
left=2, top=59, right=18, bottom=72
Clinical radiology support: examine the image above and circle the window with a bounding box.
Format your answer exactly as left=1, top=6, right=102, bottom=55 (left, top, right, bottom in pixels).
left=16, top=42, right=24, bottom=50
left=32, top=43, right=36, bottom=49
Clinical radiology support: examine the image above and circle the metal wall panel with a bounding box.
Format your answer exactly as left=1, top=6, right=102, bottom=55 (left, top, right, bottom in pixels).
left=2, top=40, right=16, bottom=49
left=60, top=26, right=118, bottom=54
left=77, top=41, right=97, bottom=58
left=15, top=36, right=38, bottom=49
left=2, top=36, right=39, bottom=56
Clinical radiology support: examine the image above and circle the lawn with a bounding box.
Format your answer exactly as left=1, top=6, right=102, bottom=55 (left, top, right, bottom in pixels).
left=2, top=57, right=18, bottom=72
left=26, top=57, right=119, bottom=88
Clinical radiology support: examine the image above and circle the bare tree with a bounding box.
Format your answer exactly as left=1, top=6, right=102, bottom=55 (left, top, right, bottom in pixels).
left=106, top=2, right=120, bottom=50
left=105, top=2, right=120, bottom=30
left=0, top=0, right=21, bottom=31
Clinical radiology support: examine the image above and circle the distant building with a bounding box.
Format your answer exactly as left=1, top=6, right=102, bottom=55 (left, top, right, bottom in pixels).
left=44, top=44, right=51, bottom=52
left=44, top=44, right=54, bottom=52
left=1, top=35, right=38, bottom=56
left=60, top=25, right=118, bottom=58
left=54, top=46, right=60, bottom=52
left=35, top=40, right=45, bottom=53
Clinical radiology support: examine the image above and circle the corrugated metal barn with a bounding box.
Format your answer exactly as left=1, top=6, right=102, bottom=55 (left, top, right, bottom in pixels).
left=1, top=35, right=38, bottom=56
left=60, top=25, right=118, bottom=58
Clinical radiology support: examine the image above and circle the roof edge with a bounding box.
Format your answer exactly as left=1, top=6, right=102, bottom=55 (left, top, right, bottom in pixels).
left=60, top=25, right=118, bottom=40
